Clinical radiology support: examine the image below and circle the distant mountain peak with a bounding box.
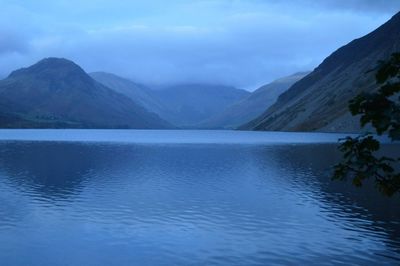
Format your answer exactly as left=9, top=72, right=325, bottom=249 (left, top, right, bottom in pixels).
left=8, top=57, right=90, bottom=82
left=36, top=57, right=78, bottom=66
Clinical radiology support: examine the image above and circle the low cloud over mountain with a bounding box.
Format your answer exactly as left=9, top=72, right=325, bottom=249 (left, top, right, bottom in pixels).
left=1, top=1, right=399, bottom=89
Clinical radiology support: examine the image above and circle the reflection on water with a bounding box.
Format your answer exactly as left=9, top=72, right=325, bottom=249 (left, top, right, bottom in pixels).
left=0, top=134, right=399, bottom=265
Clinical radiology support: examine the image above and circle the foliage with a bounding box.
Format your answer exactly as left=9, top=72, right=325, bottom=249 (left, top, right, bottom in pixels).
left=333, top=53, right=400, bottom=196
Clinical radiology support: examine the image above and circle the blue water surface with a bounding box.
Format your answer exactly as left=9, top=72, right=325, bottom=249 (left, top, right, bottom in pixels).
left=0, top=130, right=399, bottom=265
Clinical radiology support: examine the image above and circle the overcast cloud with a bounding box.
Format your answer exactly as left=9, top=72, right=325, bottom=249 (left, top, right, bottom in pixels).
left=1, top=0, right=399, bottom=90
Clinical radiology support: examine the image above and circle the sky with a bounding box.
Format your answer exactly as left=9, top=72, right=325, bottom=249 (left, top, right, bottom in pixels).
left=1, top=0, right=400, bottom=91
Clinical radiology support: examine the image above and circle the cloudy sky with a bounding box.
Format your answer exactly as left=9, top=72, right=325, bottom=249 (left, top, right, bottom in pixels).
left=1, top=0, right=399, bottom=90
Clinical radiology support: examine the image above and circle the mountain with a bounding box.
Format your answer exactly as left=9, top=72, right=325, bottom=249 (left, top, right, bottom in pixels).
left=198, top=72, right=309, bottom=129
left=0, top=58, right=171, bottom=128
left=242, top=11, right=400, bottom=132
left=90, top=72, right=166, bottom=115
left=90, top=73, right=250, bottom=127
left=153, top=84, right=251, bottom=127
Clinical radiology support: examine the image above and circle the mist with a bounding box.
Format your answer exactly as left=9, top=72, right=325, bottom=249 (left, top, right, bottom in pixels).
left=1, top=0, right=399, bottom=90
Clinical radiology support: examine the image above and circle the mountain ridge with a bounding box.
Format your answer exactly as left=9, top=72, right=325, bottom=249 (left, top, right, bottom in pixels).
left=92, top=72, right=251, bottom=128
left=241, top=11, right=400, bottom=132
left=90, top=71, right=166, bottom=115
left=198, top=72, right=309, bottom=129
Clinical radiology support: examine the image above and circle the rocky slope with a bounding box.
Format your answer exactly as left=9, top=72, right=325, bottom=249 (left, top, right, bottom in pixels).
left=242, top=11, right=400, bottom=132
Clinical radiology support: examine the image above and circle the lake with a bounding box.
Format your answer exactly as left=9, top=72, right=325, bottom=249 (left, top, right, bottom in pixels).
left=0, top=130, right=399, bottom=265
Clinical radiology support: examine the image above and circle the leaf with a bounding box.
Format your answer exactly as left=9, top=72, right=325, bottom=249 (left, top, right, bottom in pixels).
left=333, top=52, right=400, bottom=197
left=376, top=53, right=400, bottom=84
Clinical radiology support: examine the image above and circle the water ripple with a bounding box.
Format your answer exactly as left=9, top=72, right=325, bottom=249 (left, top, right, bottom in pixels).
left=0, top=139, right=399, bottom=265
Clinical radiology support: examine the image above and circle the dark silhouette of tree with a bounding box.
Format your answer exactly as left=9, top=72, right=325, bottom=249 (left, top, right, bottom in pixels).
left=333, top=53, right=400, bottom=196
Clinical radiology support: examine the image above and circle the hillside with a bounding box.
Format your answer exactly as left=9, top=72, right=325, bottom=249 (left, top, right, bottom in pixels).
left=91, top=73, right=250, bottom=128
left=0, top=58, right=171, bottom=129
left=242, top=11, right=400, bottom=132
left=90, top=72, right=166, bottom=115
left=199, top=72, right=309, bottom=129
left=154, top=84, right=250, bottom=127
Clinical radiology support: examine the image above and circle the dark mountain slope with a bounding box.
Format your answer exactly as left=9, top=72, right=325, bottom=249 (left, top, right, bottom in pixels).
left=0, top=58, right=171, bottom=128
left=242, top=11, right=400, bottom=132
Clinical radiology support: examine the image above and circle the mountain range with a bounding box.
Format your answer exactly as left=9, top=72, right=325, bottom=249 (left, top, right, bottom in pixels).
left=0, top=58, right=171, bottom=128
left=241, top=11, right=400, bottom=132
left=1, top=11, right=398, bottom=131
left=90, top=73, right=251, bottom=127
left=0, top=59, right=254, bottom=129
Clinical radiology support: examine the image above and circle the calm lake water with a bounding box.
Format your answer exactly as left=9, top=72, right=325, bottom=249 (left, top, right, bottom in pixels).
left=0, top=130, right=399, bottom=265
